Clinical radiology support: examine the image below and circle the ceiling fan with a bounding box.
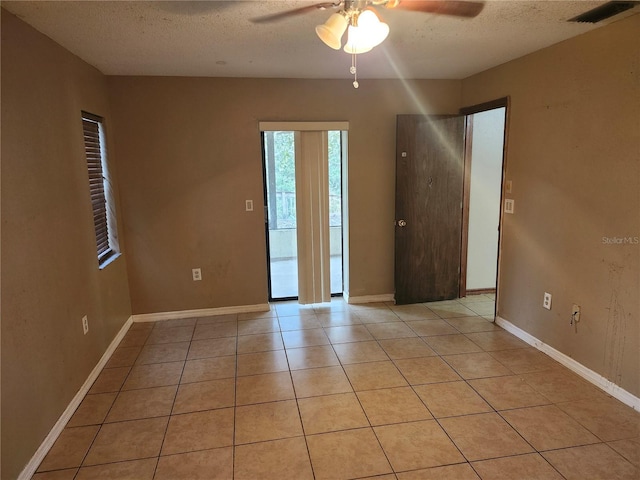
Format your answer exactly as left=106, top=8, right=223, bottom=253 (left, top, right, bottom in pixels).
left=252, top=0, right=485, bottom=87
left=252, top=0, right=485, bottom=25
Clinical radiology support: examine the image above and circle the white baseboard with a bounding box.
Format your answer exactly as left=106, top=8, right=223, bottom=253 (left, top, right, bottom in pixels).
left=18, top=316, right=134, bottom=480
left=131, top=303, right=271, bottom=323
left=496, top=315, right=640, bottom=412
left=347, top=293, right=395, bottom=304
left=20, top=302, right=272, bottom=477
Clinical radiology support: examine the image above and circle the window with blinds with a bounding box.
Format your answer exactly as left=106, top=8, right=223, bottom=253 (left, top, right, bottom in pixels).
left=82, top=112, right=118, bottom=266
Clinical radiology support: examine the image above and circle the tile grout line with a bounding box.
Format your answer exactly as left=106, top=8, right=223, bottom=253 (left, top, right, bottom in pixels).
left=380, top=315, right=470, bottom=476
left=81, top=326, right=151, bottom=474
left=434, top=301, right=589, bottom=480
left=276, top=309, right=319, bottom=480
left=66, top=323, right=154, bottom=476
left=150, top=318, right=197, bottom=476
left=231, top=315, right=239, bottom=480
left=321, top=306, right=397, bottom=477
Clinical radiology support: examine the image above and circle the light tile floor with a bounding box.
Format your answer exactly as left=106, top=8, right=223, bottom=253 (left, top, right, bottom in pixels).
left=33, top=296, right=640, bottom=479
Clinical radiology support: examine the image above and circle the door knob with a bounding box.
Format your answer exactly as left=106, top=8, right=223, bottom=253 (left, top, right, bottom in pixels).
left=397, top=220, right=407, bottom=227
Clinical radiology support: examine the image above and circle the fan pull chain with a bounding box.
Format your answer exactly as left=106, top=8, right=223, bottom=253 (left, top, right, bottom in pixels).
left=350, top=53, right=359, bottom=88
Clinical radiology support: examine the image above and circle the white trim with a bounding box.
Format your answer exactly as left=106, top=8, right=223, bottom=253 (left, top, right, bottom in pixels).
left=18, top=316, right=134, bottom=480
left=347, top=293, right=395, bottom=304
left=496, top=315, right=640, bottom=412
left=132, top=303, right=270, bottom=323
left=259, top=121, right=349, bottom=131
left=19, top=302, right=270, bottom=477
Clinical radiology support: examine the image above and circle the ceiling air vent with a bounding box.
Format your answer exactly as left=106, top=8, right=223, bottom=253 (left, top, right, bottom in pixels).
left=569, top=1, right=638, bottom=23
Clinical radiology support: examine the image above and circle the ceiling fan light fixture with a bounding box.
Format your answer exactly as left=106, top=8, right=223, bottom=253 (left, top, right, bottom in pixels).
left=315, top=12, right=349, bottom=50
left=343, top=9, right=389, bottom=54
left=343, top=25, right=374, bottom=54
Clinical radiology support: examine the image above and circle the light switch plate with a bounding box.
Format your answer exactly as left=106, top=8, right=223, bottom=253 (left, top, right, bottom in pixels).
left=504, top=199, right=515, bottom=214
left=245, top=200, right=253, bottom=212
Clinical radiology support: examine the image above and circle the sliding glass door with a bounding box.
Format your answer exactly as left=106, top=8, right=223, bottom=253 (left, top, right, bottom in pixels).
left=263, top=129, right=344, bottom=301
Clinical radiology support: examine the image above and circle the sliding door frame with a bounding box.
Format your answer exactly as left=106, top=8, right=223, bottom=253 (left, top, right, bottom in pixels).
left=260, top=121, right=349, bottom=303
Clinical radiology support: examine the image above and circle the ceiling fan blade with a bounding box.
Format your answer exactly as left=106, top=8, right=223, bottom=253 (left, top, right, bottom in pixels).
left=250, top=2, right=341, bottom=23
left=386, top=1, right=485, bottom=18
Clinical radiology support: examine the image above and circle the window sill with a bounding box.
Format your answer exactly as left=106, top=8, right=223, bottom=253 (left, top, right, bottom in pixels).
left=99, top=252, right=122, bottom=270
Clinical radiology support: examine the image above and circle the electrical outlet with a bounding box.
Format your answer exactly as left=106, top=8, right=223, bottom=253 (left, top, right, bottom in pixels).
left=192, top=268, right=202, bottom=281
left=543, top=292, right=552, bottom=310
left=82, top=315, right=89, bottom=335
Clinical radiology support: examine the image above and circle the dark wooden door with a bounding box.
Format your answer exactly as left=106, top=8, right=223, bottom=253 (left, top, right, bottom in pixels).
left=395, top=115, right=465, bottom=304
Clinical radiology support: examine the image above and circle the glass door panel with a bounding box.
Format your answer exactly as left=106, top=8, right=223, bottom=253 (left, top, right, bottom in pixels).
left=264, top=131, right=298, bottom=300
left=263, top=129, right=344, bottom=301
left=328, top=131, right=343, bottom=295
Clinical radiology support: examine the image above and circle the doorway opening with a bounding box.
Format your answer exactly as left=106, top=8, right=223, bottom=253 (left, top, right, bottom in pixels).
left=261, top=127, right=346, bottom=302
left=393, top=98, right=508, bottom=311
left=459, top=100, right=509, bottom=305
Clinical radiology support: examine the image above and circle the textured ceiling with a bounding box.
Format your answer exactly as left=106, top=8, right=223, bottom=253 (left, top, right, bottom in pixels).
left=3, top=1, right=638, bottom=79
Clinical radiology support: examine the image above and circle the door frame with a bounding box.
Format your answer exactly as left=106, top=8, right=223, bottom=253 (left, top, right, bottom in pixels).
left=458, top=97, right=510, bottom=314
left=259, top=122, right=349, bottom=302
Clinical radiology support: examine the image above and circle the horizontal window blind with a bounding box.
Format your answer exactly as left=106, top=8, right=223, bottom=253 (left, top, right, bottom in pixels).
left=82, top=112, right=115, bottom=263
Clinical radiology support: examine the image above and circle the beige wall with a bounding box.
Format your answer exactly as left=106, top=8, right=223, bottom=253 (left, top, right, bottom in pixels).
left=3, top=6, right=639, bottom=478
left=107, top=76, right=461, bottom=313
left=1, top=12, right=132, bottom=479
left=463, top=14, right=640, bottom=397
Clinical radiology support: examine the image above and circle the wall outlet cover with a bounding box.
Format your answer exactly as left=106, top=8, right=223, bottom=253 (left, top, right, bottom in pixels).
left=543, top=292, right=552, bottom=310
left=192, top=268, right=202, bottom=281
